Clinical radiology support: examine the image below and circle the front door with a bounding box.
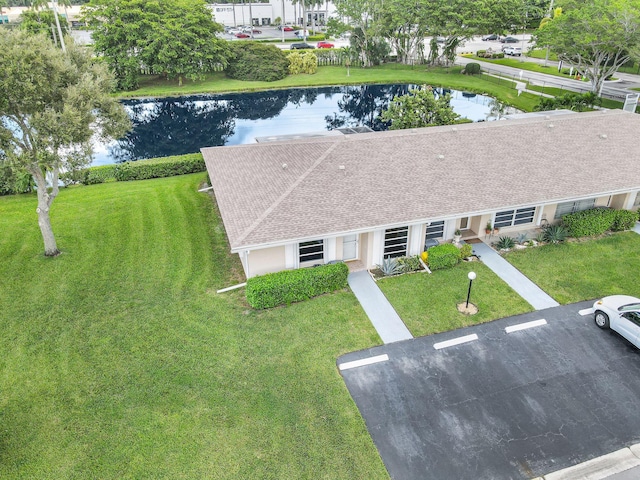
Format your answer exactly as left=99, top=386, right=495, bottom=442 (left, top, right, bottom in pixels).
left=343, top=234, right=358, bottom=260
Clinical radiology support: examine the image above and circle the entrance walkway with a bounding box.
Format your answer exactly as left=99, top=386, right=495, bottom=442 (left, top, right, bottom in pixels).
left=472, top=242, right=560, bottom=310
left=347, top=271, right=413, bottom=344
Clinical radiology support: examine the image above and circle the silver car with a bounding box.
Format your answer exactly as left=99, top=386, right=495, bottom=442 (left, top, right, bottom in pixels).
left=593, top=295, right=640, bottom=348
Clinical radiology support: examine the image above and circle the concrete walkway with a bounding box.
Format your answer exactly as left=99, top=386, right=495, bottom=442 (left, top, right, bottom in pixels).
left=633, top=221, right=640, bottom=235
left=472, top=242, right=560, bottom=311
left=347, top=270, right=413, bottom=344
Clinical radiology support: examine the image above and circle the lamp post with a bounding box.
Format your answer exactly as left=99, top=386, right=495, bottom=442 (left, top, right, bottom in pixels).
left=465, top=271, right=476, bottom=308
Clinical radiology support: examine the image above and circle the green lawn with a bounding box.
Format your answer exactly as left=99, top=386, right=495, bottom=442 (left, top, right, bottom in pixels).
left=377, top=261, right=534, bottom=337
left=123, top=64, right=542, bottom=112
left=472, top=55, right=573, bottom=79
left=504, top=233, right=640, bottom=304
left=0, top=174, right=388, bottom=479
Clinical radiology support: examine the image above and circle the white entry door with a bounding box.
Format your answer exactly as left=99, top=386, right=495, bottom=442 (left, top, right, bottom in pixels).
left=342, top=234, right=358, bottom=260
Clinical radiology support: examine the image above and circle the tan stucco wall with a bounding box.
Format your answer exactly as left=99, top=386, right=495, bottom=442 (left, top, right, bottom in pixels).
left=609, top=193, right=627, bottom=210
left=361, top=232, right=373, bottom=268
left=247, top=246, right=286, bottom=278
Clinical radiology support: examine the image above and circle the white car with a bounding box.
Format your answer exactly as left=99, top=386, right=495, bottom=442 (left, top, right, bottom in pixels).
left=593, top=295, right=640, bottom=348
left=503, top=46, right=522, bottom=56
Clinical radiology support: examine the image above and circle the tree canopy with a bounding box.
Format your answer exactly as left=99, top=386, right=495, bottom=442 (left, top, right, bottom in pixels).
left=83, top=0, right=229, bottom=90
left=535, top=0, right=640, bottom=94
left=380, top=85, right=461, bottom=130
left=0, top=30, right=130, bottom=255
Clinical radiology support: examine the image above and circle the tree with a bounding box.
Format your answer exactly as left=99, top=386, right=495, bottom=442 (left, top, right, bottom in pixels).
left=144, top=0, right=228, bottom=86
left=535, top=0, right=640, bottom=94
left=380, top=85, right=461, bottom=130
left=0, top=30, right=131, bottom=256
left=84, top=0, right=229, bottom=90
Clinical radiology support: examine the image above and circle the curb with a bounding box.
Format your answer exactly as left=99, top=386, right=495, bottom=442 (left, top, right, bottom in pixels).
left=533, top=444, right=640, bottom=480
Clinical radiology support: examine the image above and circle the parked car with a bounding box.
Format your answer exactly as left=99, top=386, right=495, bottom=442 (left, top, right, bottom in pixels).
left=290, top=42, right=315, bottom=50
left=501, top=36, right=519, bottom=43
left=317, top=41, right=334, bottom=48
left=482, top=34, right=500, bottom=41
left=295, top=29, right=309, bottom=37
left=235, top=32, right=250, bottom=38
left=594, top=295, right=640, bottom=348
left=242, top=27, right=262, bottom=34
left=278, top=25, right=295, bottom=31
left=503, top=46, right=522, bottom=56
left=436, top=36, right=446, bottom=43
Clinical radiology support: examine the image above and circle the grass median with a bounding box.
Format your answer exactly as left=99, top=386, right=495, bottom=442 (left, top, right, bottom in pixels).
left=377, top=261, right=534, bottom=337
left=504, top=232, right=640, bottom=304
left=124, top=64, right=542, bottom=112
left=0, top=174, right=387, bottom=479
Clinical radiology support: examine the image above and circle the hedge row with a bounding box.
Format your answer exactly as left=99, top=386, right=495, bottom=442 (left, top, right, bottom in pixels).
left=61, top=154, right=206, bottom=185
left=427, top=243, right=461, bottom=271
left=562, top=208, right=637, bottom=237
left=246, top=262, right=349, bottom=309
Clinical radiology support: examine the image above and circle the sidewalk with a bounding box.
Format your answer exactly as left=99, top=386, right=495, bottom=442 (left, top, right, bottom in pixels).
left=472, top=242, right=559, bottom=310
left=347, top=270, right=413, bottom=344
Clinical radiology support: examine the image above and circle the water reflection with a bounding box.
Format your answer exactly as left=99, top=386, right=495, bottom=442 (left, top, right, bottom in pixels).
left=95, top=85, right=511, bottom=166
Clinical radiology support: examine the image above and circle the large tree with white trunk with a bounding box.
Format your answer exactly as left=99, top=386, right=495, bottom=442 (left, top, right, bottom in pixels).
left=535, top=0, right=640, bottom=94
left=0, top=30, right=130, bottom=256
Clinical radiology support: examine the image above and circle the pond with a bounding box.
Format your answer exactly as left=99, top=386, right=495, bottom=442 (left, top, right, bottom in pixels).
left=94, top=84, right=514, bottom=166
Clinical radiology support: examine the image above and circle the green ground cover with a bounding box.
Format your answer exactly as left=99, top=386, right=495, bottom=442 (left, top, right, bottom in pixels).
left=473, top=55, right=573, bottom=79
left=504, top=233, right=640, bottom=304
left=124, top=64, right=541, bottom=112
left=377, top=261, right=534, bottom=337
left=0, top=174, right=388, bottom=479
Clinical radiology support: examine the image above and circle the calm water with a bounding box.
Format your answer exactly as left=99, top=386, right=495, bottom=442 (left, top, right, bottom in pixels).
left=93, top=85, right=509, bottom=166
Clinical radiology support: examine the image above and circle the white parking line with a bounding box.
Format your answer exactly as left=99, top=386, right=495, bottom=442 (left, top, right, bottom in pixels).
left=579, top=308, right=594, bottom=316
left=338, top=354, right=389, bottom=371
left=434, top=334, right=478, bottom=350
left=505, top=319, right=547, bottom=333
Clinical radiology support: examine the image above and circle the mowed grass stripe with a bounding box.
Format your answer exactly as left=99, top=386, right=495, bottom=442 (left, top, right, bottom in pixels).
left=0, top=174, right=387, bottom=479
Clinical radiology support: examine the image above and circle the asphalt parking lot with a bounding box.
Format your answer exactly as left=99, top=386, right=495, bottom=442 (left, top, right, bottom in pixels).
left=338, top=301, right=640, bottom=480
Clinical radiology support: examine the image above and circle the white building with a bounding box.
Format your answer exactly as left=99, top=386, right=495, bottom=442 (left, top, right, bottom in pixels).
left=207, top=1, right=336, bottom=27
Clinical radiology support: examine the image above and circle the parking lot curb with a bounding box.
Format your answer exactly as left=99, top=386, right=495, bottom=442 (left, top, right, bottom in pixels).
left=539, top=445, right=640, bottom=480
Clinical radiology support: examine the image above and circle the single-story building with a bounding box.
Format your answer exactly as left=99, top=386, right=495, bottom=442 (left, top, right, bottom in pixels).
left=201, top=109, right=640, bottom=279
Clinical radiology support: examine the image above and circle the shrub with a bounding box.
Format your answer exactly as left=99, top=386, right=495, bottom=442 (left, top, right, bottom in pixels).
left=542, top=224, right=568, bottom=243
left=113, top=154, right=205, bottom=182
left=287, top=51, right=318, bottom=75
left=476, top=50, right=486, bottom=57
left=427, top=243, right=461, bottom=270
left=85, top=165, right=118, bottom=184
left=516, top=232, right=528, bottom=244
left=377, top=257, right=402, bottom=276
left=226, top=42, right=289, bottom=82
left=611, top=209, right=637, bottom=231
left=0, top=164, right=33, bottom=195
left=562, top=208, right=616, bottom=237
left=245, top=262, right=349, bottom=309
left=459, top=243, right=473, bottom=259
left=464, top=62, right=481, bottom=75
left=397, top=255, right=422, bottom=273
left=495, top=236, right=515, bottom=249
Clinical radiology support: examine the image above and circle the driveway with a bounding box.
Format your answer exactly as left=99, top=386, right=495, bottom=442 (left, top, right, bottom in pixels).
left=338, top=302, right=640, bottom=480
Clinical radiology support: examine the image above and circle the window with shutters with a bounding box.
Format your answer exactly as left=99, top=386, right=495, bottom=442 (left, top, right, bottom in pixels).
left=299, top=240, right=324, bottom=264
left=494, top=207, right=536, bottom=228
left=554, top=198, right=596, bottom=219
left=384, top=227, right=408, bottom=258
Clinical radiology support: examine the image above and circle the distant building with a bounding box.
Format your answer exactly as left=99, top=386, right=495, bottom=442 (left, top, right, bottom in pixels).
left=207, top=1, right=336, bottom=27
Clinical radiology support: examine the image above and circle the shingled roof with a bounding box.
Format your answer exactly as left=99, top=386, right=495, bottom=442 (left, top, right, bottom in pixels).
left=201, top=110, right=640, bottom=252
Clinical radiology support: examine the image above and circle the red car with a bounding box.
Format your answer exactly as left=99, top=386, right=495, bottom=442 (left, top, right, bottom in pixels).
left=235, top=33, right=250, bottom=38
left=317, top=41, right=335, bottom=49
left=279, top=25, right=294, bottom=31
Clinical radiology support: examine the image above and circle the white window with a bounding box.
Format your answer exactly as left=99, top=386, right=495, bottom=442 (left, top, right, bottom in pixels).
left=494, top=207, right=536, bottom=228
left=634, top=192, right=640, bottom=207
left=384, top=227, right=408, bottom=258
left=299, top=240, right=324, bottom=264
left=425, top=220, right=445, bottom=239
left=554, top=198, right=596, bottom=219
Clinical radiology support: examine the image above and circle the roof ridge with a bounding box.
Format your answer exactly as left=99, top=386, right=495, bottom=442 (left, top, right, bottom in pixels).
left=233, top=140, right=341, bottom=247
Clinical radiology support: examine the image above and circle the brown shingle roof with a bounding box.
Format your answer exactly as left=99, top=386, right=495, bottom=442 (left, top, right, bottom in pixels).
left=201, top=110, right=640, bottom=251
